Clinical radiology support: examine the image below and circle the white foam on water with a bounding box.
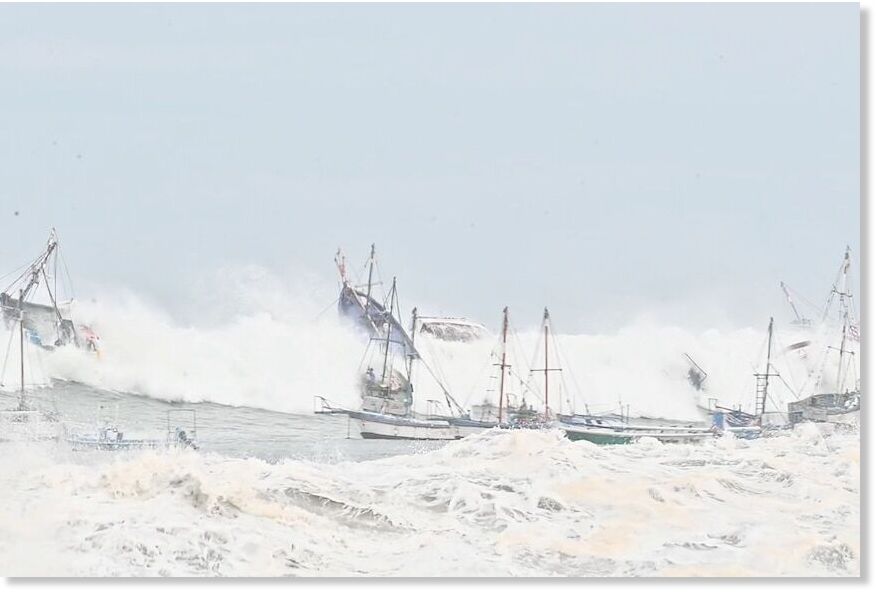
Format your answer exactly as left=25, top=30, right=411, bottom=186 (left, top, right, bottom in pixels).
left=0, top=426, right=860, bottom=576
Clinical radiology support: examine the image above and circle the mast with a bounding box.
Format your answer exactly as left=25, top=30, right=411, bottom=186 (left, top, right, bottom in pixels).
left=530, top=307, right=563, bottom=419
left=497, top=306, right=509, bottom=425
left=829, top=247, right=853, bottom=393
left=837, top=308, right=849, bottom=393
left=334, top=248, right=347, bottom=285
left=365, top=243, right=376, bottom=307
left=754, top=317, right=774, bottom=421
left=408, top=306, right=418, bottom=379
left=18, top=289, right=25, bottom=410
left=380, top=276, right=396, bottom=384
left=543, top=308, right=549, bottom=418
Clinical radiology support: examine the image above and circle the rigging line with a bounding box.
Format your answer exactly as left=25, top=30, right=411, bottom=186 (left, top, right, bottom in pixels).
left=0, top=323, right=16, bottom=386
left=552, top=331, right=584, bottom=413
left=0, top=261, right=31, bottom=286
left=59, top=244, right=76, bottom=300
left=771, top=328, right=801, bottom=395
left=421, top=339, right=454, bottom=401
left=770, top=367, right=800, bottom=403
left=462, top=351, right=494, bottom=407
left=313, top=296, right=341, bottom=321
left=418, top=355, right=465, bottom=415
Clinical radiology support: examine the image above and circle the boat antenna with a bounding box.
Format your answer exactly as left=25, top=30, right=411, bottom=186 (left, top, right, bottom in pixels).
left=497, top=306, right=509, bottom=424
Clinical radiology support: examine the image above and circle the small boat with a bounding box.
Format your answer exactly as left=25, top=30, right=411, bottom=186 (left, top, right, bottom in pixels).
left=66, top=408, right=200, bottom=451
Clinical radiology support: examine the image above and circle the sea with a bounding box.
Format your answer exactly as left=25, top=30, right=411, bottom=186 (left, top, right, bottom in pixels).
left=0, top=289, right=861, bottom=577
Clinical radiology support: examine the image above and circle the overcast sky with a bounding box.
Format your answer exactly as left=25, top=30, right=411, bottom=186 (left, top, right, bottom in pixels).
left=0, top=3, right=859, bottom=333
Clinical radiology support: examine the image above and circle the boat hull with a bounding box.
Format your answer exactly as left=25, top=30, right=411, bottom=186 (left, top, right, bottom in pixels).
left=350, top=411, right=461, bottom=441
left=560, top=422, right=715, bottom=445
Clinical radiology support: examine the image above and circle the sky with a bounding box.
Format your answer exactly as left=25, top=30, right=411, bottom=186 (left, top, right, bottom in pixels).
left=0, top=3, right=860, bottom=333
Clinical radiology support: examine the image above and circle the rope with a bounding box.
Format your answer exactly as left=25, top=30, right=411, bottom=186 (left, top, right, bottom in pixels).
left=0, top=323, right=16, bottom=387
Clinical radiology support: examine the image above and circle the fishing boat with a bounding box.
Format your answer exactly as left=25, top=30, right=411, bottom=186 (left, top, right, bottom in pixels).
left=65, top=408, right=199, bottom=451
left=787, top=247, right=860, bottom=427
left=0, top=294, right=61, bottom=442
left=318, top=277, right=472, bottom=440
left=543, top=314, right=719, bottom=444
left=1, top=229, right=99, bottom=353
left=559, top=415, right=717, bottom=445
left=432, top=306, right=555, bottom=434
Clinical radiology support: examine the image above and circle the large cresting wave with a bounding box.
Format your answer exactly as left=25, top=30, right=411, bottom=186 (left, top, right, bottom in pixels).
left=3, top=266, right=843, bottom=420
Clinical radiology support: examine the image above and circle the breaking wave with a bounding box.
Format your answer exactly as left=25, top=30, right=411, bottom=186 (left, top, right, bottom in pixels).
left=3, top=265, right=848, bottom=418
left=0, top=426, right=860, bottom=576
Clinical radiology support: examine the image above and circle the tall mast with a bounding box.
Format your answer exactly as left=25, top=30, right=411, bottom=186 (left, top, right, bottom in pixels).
left=837, top=310, right=849, bottom=393
left=408, top=307, right=418, bottom=379
left=754, top=317, right=774, bottom=420
left=365, top=243, right=376, bottom=307
left=380, top=277, right=397, bottom=383
left=18, top=289, right=25, bottom=409
left=835, top=247, right=852, bottom=393
left=497, top=306, right=509, bottom=425
left=543, top=308, right=550, bottom=418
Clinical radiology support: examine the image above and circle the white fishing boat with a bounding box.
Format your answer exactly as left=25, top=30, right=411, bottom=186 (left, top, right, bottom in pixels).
left=787, top=247, right=860, bottom=428
left=65, top=408, right=200, bottom=451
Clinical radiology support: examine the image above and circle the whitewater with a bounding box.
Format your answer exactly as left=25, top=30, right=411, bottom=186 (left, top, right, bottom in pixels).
left=0, top=270, right=861, bottom=577
left=0, top=426, right=860, bottom=577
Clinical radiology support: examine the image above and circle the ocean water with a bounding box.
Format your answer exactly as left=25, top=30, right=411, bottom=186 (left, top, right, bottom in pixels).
left=0, top=283, right=860, bottom=577
left=0, top=395, right=860, bottom=576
